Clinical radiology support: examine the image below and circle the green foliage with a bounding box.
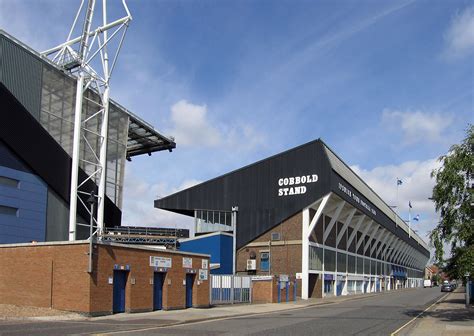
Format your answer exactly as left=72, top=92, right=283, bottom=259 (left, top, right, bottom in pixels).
left=430, top=124, right=473, bottom=279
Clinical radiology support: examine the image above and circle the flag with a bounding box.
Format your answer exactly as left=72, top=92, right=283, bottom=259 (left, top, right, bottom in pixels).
left=414, top=214, right=420, bottom=221
left=409, top=201, right=412, bottom=208
left=397, top=179, right=403, bottom=186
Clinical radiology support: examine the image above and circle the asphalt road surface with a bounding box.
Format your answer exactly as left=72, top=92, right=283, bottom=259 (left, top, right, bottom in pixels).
left=0, top=287, right=444, bottom=336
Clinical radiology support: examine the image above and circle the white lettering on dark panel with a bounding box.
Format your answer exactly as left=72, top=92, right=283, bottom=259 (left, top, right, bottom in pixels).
left=278, top=174, right=318, bottom=197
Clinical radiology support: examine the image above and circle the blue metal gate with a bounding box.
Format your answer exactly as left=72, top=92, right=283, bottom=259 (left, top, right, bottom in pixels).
left=153, top=272, right=164, bottom=310
left=113, top=270, right=128, bottom=313
left=186, top=274, right=194, bottom=308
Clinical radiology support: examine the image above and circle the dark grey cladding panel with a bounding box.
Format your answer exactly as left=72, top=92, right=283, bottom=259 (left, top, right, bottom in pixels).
left=0, top=35, right=42, bottom=120
left=331, top=172, right=430, bottom=258
left=155, top=140, right=333, bottom=248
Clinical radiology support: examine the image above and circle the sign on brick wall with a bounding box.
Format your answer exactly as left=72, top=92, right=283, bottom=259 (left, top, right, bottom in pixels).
left=149, top=256, right=172, bottom=268
left=183, top=257, right=192, bottom=268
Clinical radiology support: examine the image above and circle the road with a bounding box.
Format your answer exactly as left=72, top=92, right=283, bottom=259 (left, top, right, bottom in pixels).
left=0, top=287, right=444, bottom=336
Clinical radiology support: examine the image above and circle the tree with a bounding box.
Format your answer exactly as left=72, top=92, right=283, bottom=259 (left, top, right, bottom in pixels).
left=430, top=124, right=473, bottom=280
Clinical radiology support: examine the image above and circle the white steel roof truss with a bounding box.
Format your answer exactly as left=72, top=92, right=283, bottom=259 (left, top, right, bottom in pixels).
left=391, top=243, right=405, bottom=264
left=356, top=220, right=374, bottom=251
left=323, top=200, right=345, bottom=243
left=377, top=234, right=395, bottom=257
left=336, top=208, right=357, bottom=246
left=307, top=194, right=331, bottom=238
left=387, top=239, right=402, bottom=262
left=347, top=214, right=365, bottom=248
left=394, top=244, right=409, bottom=264
left=370, top=228, right=386, bottom=256
left=363, top=225, right=380, bottom=254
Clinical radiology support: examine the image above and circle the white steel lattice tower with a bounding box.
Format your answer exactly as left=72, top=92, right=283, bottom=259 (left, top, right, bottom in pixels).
left=42, top=0, right=132, bottom=240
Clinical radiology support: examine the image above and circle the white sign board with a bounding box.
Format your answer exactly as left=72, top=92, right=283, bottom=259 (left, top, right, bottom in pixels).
left=202, top=259, right=208, bottom=270
left=199, top=269, right=208, bottom=281
left=296, top=272, right=302, bottom=280
left=183, top=257, right=193, bottom=268
left=149, top=256, right=172, bottom=268
left=279, top=274, right=289, bottom=282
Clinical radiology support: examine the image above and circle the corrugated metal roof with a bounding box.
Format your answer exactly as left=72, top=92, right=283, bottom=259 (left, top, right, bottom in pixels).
left=322, top=142, right=429, bottom=251
left=0, top=30, right=175, bottom=157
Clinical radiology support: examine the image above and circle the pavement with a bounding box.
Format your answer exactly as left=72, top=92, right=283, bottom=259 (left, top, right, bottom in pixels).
left=0, top=287, right=472, bottom=335
left=396, top=288, right=474, bottom=336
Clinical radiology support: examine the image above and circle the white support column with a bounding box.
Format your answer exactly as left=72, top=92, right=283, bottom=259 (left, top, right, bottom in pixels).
left=302, top=194, right=330, bottom=300
left=356, top=220, right=374, bottom=251
left=68, top=74, right=84, bottom=241
left=302, top=208, right=310, bottom=300
left=336, top=208, right=356, bottom=247
left=323, top=201, right=345, bottom=243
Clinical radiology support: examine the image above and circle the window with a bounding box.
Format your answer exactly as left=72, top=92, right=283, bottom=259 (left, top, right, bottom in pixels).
left=309, top=246, right=323, bottom=270
left=271, top=232, right=281, bottom=241
left=325, top=249, right=336, bottom=272
left=0, top=176, right=19, bottom=188
left=260, top=252, right=270, bottom=272
left=337, top=252, right=347, bottom=273
left=0, top=205, right=18, bottom=216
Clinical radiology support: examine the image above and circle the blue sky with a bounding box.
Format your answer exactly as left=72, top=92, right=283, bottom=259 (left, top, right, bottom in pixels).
left=1, top=0, right=473, bottom=256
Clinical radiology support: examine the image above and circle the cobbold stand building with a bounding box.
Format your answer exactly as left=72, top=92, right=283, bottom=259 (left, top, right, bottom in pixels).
left=155, top=139, right=430, bottom=299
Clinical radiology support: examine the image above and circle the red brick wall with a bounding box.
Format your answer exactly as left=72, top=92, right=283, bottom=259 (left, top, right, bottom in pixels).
left=237, top=212, right=302, bottom=279
left=0, top=244, right=91, bottom=312
left=0, top=243, right=210, bottom=315
left=251, top=276, right=297, bottom=303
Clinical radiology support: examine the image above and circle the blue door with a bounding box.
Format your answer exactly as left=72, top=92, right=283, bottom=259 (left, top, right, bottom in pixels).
left=113, top=270, right=128, bottom=313
left=153, top=272, right=164, bottom=310
left=186, top=274, right=194, bottom=308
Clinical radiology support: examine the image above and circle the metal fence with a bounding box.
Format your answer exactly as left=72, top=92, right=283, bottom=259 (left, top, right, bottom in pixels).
left=211, top=275, right=252, bottom=305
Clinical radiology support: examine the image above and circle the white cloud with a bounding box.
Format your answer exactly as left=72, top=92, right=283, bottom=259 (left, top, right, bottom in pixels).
left=351, top=158, right=441, bottom=245
left=444, top=6, right=474, bottom=59
left=166, top=100, right=266, bottom=151
left=167, top=100, right=221, bottom=147
left=382, top=109, right=452, bottom=145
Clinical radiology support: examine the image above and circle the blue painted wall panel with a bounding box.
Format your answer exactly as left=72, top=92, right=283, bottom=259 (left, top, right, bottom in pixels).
left=0, top=165, right=47, bottom=243
left=180, top=233, right=233, bottom=274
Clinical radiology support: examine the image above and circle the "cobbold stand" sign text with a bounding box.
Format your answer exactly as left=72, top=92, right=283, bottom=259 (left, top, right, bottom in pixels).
left=278, top=174, right=318, bottom=196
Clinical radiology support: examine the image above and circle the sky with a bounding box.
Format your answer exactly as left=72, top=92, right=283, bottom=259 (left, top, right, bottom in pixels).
left=1, top=0, right=473, bottom=260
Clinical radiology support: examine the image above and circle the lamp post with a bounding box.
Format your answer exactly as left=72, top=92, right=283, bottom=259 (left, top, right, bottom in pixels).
left=231, top=206, right=239, bottom=275
left=87, top=190, right=96, bottom=274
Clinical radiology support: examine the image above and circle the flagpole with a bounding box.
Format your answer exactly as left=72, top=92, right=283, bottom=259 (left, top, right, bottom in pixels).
left=396, top=178, right=399, bottom=227
left=408, top=203, right=411, bottom=238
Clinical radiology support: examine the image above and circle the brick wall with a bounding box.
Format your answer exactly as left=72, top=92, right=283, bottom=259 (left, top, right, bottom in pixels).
left=0, top=242, right=210, bottom=315
left=237, top=212, right=302, bottom=281
left=251, top=276, right=297, bottom=303
left=0, top=244, right=91, bottom=312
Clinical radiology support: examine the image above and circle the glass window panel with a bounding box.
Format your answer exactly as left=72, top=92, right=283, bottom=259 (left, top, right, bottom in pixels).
left=356, top=256, right=364, bottom=274
left=337, top=252, right=346, bottom=273
left=324, top=249, right=336, bottom=272
left=348, top=255, right=356, bottom=273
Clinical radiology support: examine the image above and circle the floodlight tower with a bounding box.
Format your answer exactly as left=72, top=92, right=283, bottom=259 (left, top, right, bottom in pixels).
left=42, top=0, right=132, bottom=240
